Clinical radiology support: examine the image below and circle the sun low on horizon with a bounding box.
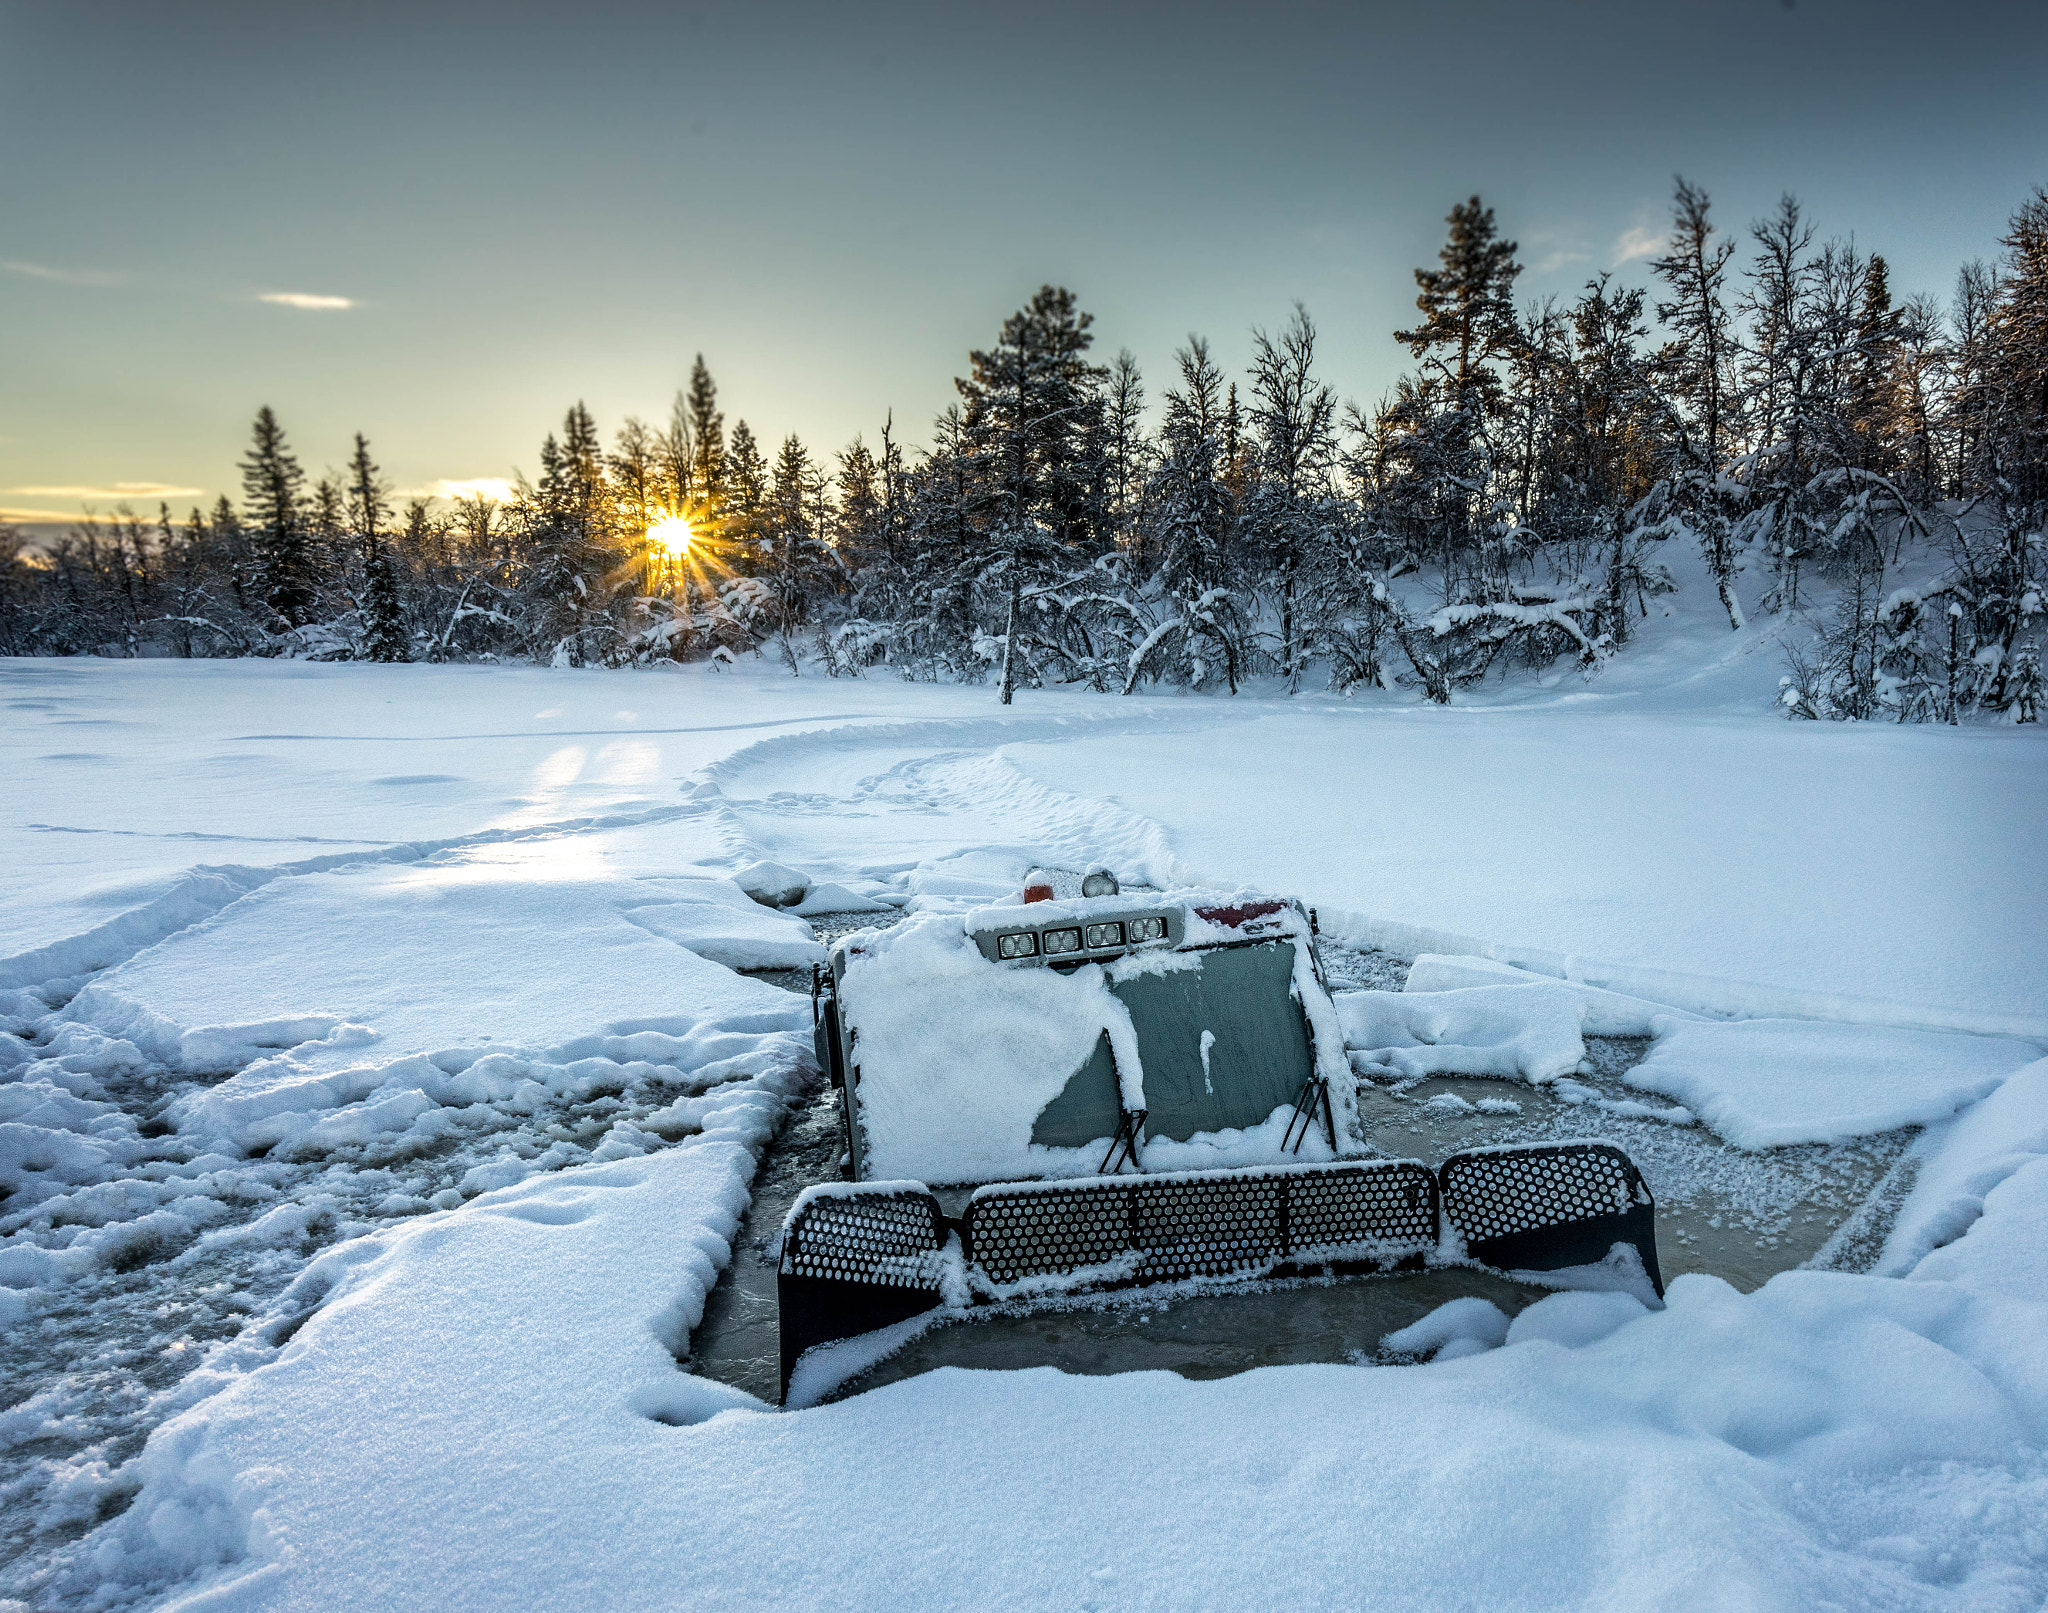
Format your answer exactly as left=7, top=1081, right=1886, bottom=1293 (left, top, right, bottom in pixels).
left=646, top=514, right=692, bottom=558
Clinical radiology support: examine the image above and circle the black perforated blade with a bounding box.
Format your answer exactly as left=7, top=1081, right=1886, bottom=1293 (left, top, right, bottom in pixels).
left=1438, top=1142, right=1665, bottom=1300
left=777, top=1187, right=947, bottom=1401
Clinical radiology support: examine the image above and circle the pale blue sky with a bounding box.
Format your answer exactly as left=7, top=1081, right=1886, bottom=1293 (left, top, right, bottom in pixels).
left=3, top=0, right=2042, bottom=528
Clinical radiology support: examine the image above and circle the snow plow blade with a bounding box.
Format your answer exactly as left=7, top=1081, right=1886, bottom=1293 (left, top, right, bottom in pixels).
left=777, top=1142, right=1663, bottom=1402
left=964, top=1159, right=1439, bottom=1288
left=1439, top=1142, right=1664, bottom=1300
left=777, top=1188, right=951, bottom=1402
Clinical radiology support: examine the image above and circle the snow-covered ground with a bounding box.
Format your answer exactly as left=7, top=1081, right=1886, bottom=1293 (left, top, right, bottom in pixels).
left=4, top=652, right=2047, bottom=1610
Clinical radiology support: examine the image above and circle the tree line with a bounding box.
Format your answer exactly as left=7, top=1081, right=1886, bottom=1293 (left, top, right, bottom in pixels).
left=4, top=178, right=2042, bottom=722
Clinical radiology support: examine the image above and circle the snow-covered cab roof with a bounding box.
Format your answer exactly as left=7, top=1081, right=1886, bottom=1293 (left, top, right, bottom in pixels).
left=826, top=893, right=1356, bottom=1185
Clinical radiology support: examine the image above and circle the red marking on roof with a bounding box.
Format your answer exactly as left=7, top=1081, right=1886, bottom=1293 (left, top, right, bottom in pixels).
left=1194, top=899, right=1286, bottom=929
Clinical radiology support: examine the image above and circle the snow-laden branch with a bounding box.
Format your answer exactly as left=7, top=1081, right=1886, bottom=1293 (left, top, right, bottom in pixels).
left=1427, top=596, right=1602, bottom=663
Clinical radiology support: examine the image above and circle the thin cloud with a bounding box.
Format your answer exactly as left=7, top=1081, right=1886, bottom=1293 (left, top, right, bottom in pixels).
left=2, top=259, right=119, bottom=287
left=258, top=291, right=355, bottom=310
left=1, top=505, right=157, bottom=525
left=1517, top=225, right=1593, bottom=276
left=1614, top=224, right=1666, bottom=265
left=401, top=477, right=518, bottom=504
left=11, top=482, right=203, bottom=500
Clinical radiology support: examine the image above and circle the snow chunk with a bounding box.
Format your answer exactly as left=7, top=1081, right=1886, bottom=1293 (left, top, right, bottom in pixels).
left=1404, top=953, right=1699, bottom=1036
left=790, top=882, right=890, bottom=916
left=784, top=1309, right=954, bottom=1411
left=905, top=851, right=1030, bottom=911
left=66, top=1137, right=765, bottom=1605
left=622, top=881, right=824, bottom=971
left=732, top=861, right=809, bottom=909
left=459, top=1154, right=536, bottom=1196
left=1505, top=1289, right=1650, bottom=1349
left=1337, top=984, right=1586, bottom=1084
left=290, top=1087, right=436, bottom=1152
left=1382, top=1296, right=1510, bottom=1360
left=1628, top=1019, right=2040, bottom=1150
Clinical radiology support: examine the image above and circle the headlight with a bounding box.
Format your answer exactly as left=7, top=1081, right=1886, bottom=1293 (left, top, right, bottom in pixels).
left=996, top=932, right=1039, bottom=959
left=1126, top=916, right=1166, bottom=942
left=1083, top=921, right=1123, bottom=949
left=1081, top=869, right=1120, bottom=898
left=1042, top=927, right=1082, bottom=956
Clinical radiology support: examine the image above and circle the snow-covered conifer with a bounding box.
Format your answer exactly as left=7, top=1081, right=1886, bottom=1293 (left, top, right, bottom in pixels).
left=239, top=406, right=315, bottom=630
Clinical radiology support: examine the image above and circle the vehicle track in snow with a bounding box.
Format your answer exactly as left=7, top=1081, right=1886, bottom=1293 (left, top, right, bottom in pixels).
left=0, top=980, right=805, bottom=1598
left=0, top=778, right=823, bottom=1599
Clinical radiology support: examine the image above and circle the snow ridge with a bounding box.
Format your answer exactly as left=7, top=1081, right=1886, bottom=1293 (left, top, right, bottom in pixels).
left=2, top=797, right=723, bottom=999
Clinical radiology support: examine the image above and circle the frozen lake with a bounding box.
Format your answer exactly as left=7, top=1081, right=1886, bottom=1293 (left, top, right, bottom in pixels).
left=4, top=657, right=2046, bottom=1611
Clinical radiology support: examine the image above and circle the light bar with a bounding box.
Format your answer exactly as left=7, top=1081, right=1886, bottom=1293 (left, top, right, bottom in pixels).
left=965, top=905, right=1185, bottom=967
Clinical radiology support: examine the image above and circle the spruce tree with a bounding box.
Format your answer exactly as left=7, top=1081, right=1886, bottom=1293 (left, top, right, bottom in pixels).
left=239, top=405, right=314, bottom=628
left=956, top=287, right=1110, bottom=703
left=1130, top=338, right=1245, bottom=693
left=957, top=286, right=1109, bottom=550
left=1988, top=188, right=2048, bottom=505
left=686, top=356, right=726, bottom=514
left=1890, top=293, right=1945, bottom=503
left=520, top=414, right=614, bottom=665
left=207, top=494, right=250, bottom=613
left=1653, top=179, right=1737, bottom=468
left=1950, top=259, right=2003, bottom=496
left=1737, top=193, right=1821, bottom=609
left=1103, top=351, right=1149, bottom=563
left=0, top=523, right=36, bottom=655
left=1849, top=255, right=1905, bottom=470
left=767, top=434, right=830, bottom=666
left=723, top=420, right=767, bottom=555
left=835, top=436, right=882, bottom=568
left=610, top=417, right=660, bottom=542
left=309, top=478, right=346, bottom=585
left=349, top=432, right=409, bottom=662
left=1393, top=200, right=1524, bottom=600
left=875, top=411, right=906, bottom=571
left=1559, top=277, right=1666, bottom=641
left=559, top=402, right=609, bottom=546
left=1395, top=198, right=1523, bottom=410
left=1978, top=188, right=2048, bottom=707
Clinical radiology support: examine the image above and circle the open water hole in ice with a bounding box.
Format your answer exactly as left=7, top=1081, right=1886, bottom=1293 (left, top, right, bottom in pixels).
left=1354, top=1038, right=1916, bottom=1292
left=691, top=932, right=1917, bottom=1405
